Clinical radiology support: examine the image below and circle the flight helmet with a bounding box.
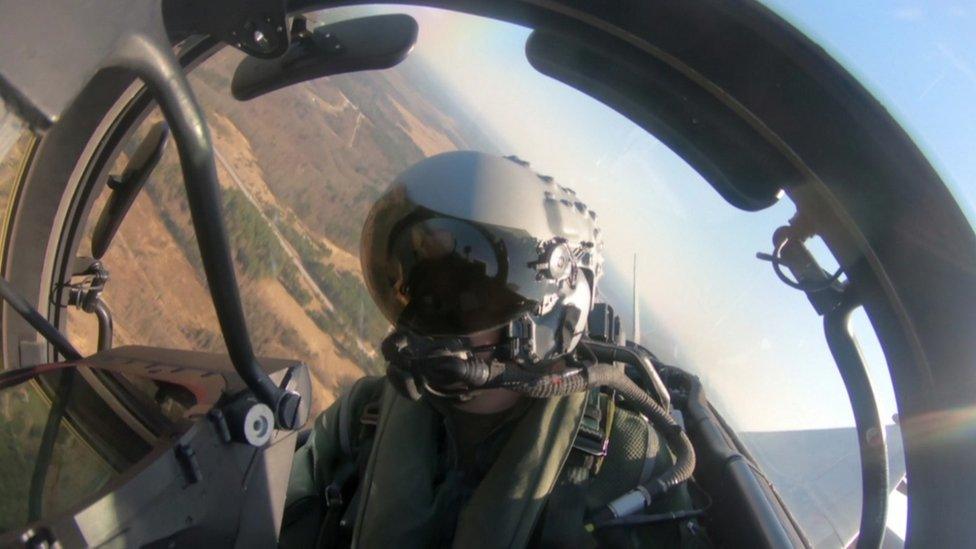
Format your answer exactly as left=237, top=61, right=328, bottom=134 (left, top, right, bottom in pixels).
left=361, top=151, right=603, bottom=368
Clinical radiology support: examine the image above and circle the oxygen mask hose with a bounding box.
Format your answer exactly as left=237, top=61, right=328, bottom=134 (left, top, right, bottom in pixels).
left=382, top=331, right=696, bottom=524
left=497, top=354, right=696, bottom=526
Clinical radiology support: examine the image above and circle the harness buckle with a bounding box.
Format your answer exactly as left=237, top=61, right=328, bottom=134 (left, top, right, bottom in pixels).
left=572, top=389, right=613, bottom=458
left=324, top=484, right=343, bottom=508
left=573, top=431, right=609, bottom=457
left=360, top=401, right=380, bottom=426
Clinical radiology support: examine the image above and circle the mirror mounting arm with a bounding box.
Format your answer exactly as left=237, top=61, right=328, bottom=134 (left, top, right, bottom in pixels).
left=164, top=0, right=291, bottom=59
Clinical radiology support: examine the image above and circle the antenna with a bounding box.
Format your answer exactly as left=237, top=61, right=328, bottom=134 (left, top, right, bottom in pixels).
left=358, top=298, right=365, bottom=337
left=632, top=253, right=640, bottom=345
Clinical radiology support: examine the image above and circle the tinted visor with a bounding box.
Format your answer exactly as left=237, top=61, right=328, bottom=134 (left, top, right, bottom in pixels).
left=380, top=217, right=532, bottom=335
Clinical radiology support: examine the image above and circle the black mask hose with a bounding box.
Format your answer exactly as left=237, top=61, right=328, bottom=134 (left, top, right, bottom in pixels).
left=498, top=349, right=696, bottom=523
left=383, top=331, right=696, bottom=520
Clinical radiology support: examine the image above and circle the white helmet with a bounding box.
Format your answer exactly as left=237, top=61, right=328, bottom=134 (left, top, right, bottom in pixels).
left=361, top=151, right=603, bottom=367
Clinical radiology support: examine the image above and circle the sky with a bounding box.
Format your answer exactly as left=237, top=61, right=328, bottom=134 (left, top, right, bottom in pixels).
left=318, top=3, right=974, bottom=433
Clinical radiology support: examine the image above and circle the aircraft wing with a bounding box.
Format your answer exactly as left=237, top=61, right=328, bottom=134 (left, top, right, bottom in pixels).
left=740, top=425, right=907, bottom=547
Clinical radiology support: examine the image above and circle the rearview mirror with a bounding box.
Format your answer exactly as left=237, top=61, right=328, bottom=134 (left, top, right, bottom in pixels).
left=231, top=13, right=418, bottom=101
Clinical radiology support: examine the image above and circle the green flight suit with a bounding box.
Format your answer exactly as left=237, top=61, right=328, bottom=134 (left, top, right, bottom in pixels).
left=280, top=375, right=704, bottom=548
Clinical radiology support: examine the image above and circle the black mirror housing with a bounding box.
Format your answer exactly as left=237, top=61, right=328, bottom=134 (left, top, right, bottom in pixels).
left=231, top=13, right=418, bottom=101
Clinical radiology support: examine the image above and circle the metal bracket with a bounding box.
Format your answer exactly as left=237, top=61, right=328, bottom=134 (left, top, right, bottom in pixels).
left=58, top=259, right=109, bottom=310
left=164, top=0, right=290, bottom=59
left=506, top=314, right=538, bottom=363
left=756, top=224, right=844, bottom=315
left=54, top=259, right=114, bottom=351
left=175, top=442, right=203, bottom=484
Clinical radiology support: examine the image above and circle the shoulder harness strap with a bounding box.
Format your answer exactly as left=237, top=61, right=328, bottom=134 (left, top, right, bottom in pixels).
left=534, top=387, right=615, bottom=547
left=318, top=378, right=385, bottom=548
left=571, top=386, right=616, bottom=476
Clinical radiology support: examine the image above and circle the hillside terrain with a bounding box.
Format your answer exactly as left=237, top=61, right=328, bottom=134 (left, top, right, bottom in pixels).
left=65, top=47, right=498, bottom=419
left=0, top=130, right=31, bottom=229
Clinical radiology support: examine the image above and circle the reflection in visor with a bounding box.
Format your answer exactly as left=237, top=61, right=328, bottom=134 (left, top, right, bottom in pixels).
left=388, top=217, right=528, bottom=335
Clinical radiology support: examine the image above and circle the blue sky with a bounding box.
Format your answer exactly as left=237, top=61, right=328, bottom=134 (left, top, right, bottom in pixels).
left=319, top=4, right=973, bottom=432
left=764, top=0, right=976, bottom=225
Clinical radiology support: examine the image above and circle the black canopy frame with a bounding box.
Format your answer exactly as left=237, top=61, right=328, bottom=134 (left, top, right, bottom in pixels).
left=0, top=0, right=972, bottom=546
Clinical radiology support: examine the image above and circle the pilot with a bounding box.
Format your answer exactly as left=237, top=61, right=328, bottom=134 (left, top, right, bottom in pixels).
left=279, top=151, right=704, bottom=548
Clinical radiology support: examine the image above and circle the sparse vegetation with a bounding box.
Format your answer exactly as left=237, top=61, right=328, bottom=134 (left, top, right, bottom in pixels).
left=222, top=188, right=286, bottom=279
left=277, top=263, right=312, bottom=306
left=179, top=326, right=222, bottom=352
left=306, top=263, right=388, bottom=343
left=144, top=159, right=207, bottom=276
left=308, top=308, right=385, bottom=376
left=279, top=220, right=331, bottom=261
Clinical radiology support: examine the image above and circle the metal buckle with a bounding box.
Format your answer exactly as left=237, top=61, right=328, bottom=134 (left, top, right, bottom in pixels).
left=359, top=402, right=379, bottom=426
left=573, top=391, right=609, bottom=457
left=507, top=315, right=538, bottom=363
left=573, top=430, right=609, bottom=457
left=324, top=484, right=343, bottom=508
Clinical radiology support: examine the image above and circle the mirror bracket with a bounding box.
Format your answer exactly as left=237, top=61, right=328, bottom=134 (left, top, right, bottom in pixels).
left=164, top=0, right=290, bottom=59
